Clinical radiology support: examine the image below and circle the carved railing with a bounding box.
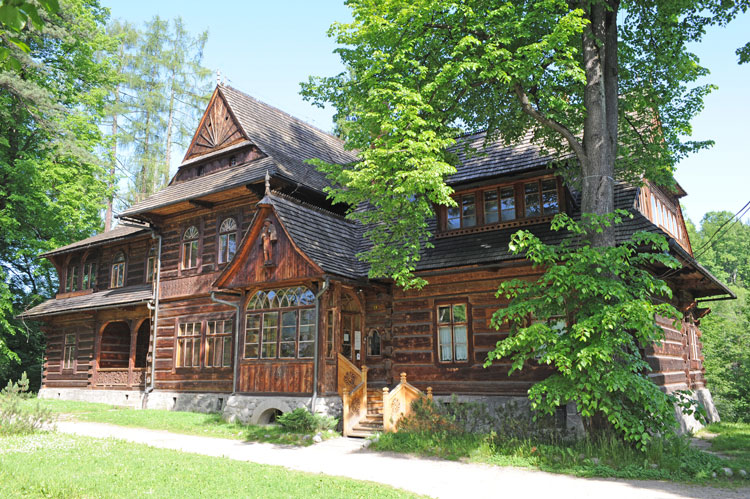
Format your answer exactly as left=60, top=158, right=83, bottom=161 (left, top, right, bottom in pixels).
left=338, top=353, right=368, bottom=437
left=382, top=372, right=432, bottom=432
left=95, top=368, right=129, bottom=387
left=130, top=368, right=147, bottom=387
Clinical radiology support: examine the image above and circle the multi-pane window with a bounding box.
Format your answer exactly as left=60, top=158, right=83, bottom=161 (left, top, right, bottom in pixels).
left=110, top=252, right=126, bottom=288
left=649, top=193, right=682, bottom=239
left=541, top=179, right=559, bottom=215
left=146, top=246, right=157, bottom=283
left=483, top=187, right=516, bottom=224
left=63, top=333, right=76, bottom=369
left=182, top=225, right=199, bottom=270
left=218, top=218, right=238, bottom=264
left=176, top=322, right=201, bottom=368
left=205, top=319, right=233, bottom=368
left=244, top=287, right=316, bottom=360
left=524, top=182, right=541, bottom=217
left=446, top=194, right=477, bottom=229
left=65, top=262, right=79, bottom=292
left=437, top=303, right=469, bottom=363
left=82, top=260, right=96, bottom=290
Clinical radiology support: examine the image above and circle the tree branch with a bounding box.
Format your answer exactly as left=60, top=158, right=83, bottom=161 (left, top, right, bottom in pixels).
left=513, top=83, right=586, bottom=162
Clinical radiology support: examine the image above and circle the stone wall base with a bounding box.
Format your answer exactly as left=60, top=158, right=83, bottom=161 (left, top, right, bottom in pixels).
left=223, top=395, right=342, bottom=424
left=673, top=387, right=720, bottom=434
left=38, top=387, right=146, bottom=409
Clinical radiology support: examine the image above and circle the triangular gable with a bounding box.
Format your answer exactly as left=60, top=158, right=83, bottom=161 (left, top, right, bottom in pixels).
left=183, top=87, right=247, bottom=161
left=214, top=201, right=323, bottom=289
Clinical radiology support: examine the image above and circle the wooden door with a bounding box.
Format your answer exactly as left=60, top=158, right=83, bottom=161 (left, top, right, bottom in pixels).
left=341, top=312, right=363, bottom=367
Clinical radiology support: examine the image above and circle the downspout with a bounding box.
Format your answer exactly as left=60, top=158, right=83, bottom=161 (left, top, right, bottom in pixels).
left=311, top=277, right=330, bottom=412
left=146, top=231, right=162, bottom=395
left=211, top=291, right=241, bottom=394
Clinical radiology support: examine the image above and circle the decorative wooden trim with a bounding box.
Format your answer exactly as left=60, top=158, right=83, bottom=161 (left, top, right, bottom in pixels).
left=433, top=298, right=472, bottom=366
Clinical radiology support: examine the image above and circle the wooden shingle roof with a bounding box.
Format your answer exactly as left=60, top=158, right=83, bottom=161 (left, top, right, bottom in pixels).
left=41, top=225, right=149, bottom=258
left=19, top=285, right=152, bottom=319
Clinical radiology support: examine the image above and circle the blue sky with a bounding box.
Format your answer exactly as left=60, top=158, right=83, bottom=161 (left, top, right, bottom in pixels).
left=103, top=1, right=750, bottom=227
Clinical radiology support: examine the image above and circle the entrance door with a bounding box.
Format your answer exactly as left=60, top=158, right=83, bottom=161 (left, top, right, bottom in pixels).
left=340, top=293, right=363, bottom=367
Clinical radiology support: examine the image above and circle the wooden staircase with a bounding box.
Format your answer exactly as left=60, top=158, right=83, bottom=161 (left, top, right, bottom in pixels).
left=349, top=388, right=384, bottom=437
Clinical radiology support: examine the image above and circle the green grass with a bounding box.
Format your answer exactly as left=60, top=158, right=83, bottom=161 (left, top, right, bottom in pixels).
left=371, top=428, right=750, bottom=485
left=19, top=398, right=337, bottom=446
left=0, top=432, right=420, bottom=498
left=701, top=422, right=750, bottom=471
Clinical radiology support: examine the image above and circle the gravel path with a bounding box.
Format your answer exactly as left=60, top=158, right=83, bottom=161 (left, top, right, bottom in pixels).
left=56, top=421, right=749, bottom=499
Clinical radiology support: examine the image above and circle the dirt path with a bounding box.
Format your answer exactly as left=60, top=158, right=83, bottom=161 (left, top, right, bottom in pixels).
left=56, top=421, right=748, bottom=499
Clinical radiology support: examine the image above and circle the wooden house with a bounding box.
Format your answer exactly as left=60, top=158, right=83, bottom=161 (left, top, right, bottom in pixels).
left=21, top=84, right=732, bottom=435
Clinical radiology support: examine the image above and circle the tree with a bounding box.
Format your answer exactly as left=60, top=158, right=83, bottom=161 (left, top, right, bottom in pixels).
left=0, top=0, right=116, bottom=388
left=486, top=212, right=687, bottom=447
left=0, top=0, right=60, bottom=69
left=302, top=0, right=718, bottom=288
left=687, top=211, right=750, bottom=286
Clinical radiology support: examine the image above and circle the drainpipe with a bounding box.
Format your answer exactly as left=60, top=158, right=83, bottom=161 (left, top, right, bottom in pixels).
left=211, top=291, right=241, bottom=394
left=146, top=231, right=162, bottom=395
left=311, top=277, right=330, bottom=412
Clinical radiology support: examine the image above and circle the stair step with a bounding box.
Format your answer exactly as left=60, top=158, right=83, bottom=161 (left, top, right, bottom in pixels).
left=348, top=429, right=381, bottom=438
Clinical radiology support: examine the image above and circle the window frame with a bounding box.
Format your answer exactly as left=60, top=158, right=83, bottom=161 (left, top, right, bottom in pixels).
left=434, top=300, right=471, bottom=364
left=205, top=319, right=233, bottom=368
left=65, top=261, right=80, bottom=293
left=243, top=287, right=317, bottom=361
left=146, top=245, right=157, bottom=284
left=82, top=259, right=97, bottom=290
left=218, top=217, right=238, bottom=265
left=440, top=175, right=562, bottom=233
left=367, top=329, right=382, bottom=358
left=110, top=251, right=126, bottom=289
left=181, top=225, right=200, bottom=270
left=175, top=321, right=202, bottom=369
left=62, top=332, right=77, bottom=371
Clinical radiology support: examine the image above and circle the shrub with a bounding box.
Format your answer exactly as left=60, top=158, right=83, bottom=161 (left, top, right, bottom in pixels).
left=0, top=372, right=53, bottom=436
left=276, top=408, right=337, bottom=433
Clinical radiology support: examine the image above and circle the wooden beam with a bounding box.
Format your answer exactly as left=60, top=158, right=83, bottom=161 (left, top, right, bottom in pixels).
left=189, top=199, right=215, bottom=209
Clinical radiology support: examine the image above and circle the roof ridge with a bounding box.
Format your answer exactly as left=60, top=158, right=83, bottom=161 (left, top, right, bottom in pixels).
left=220, top=85, right=345, bottom=147
left=268, top=190, right=355, bottom=224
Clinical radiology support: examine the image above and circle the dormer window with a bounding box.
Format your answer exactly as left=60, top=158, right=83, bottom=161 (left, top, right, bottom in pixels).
left=182, top=225, right=200, bottom=270
left=111, top=252, right=126, bottom=288
left=440, top=176, right=561, bottom=234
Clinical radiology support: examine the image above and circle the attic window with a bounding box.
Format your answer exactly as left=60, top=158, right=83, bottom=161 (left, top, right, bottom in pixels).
left=230, top=156, right=237, bottom=166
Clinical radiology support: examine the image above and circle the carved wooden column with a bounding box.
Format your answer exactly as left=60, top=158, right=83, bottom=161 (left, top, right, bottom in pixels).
left=128, top=319, right=137, bottom=389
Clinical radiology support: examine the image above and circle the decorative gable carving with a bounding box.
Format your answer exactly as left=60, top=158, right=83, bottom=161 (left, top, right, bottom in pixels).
left=214, top=207, right=322, bottom=290
left=184, top=88, right=246, bottom=161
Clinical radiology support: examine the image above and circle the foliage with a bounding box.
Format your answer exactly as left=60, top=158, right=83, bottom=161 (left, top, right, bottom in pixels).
left=485, top=212, right=688, bottom=448
left=0, top=433, right=417, bottom=498
left=276, top=407, right=338, bottom=433
left=702, top=422, right=750, bottom=472
left=0, top=0, right=117, bottom=389
left=373, top=428, right=741, bottom=484
left=302, top=0, right=720, bottom=287
left=687, top=211, right=750, bottom=286
left=0, top=0, right=60, bottom=69
left=0, top=372, right=53, bottom=435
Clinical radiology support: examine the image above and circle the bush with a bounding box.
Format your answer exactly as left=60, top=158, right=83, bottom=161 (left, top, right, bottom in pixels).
left=0, top=372, right=53, bottom=435
left=276, top=408, right=337, bottom=433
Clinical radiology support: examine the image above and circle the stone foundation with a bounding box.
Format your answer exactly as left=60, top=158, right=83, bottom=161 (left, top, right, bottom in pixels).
left=222, top=394, right=342, bottom=424
left=38, top=387, right=146, bottom=409
left=673, top=387, right=720, bottom=434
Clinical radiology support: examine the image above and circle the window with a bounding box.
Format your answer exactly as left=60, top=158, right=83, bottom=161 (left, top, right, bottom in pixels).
left=437, top=303, right=469, bottom=363
left=524, top=182, right=541, bottom=217
left=326, top=309, right=334, bottom=359
left=146, top=246, right=157, bottom=283
left=218, top=217, right=238, bottom=264
left=447, top=194, right=476, bottom=229
left=65, top=261, right=79, bottom=293
left=244, top=287, right=316, bottom=360
left=110, top=252, right=126, bottom=288
left=367, top=330, right=381, bottom=357
left=176, top=322, right=201, bottom=368
left=541, top=179, right=559, bottom=215
left=484, top=190, right=499, bottom=224
left=205, top=319, right=233, bottom=368
left=182, top=225, right=199, bottom=270
left=82, top=260, right=96, bottom=290
left=63, top=333, right=76, bottom=369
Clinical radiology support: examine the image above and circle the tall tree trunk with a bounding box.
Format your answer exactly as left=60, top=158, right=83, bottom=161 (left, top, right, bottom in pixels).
left=105, top=83, right=119, bottom=232
left=581, top=0, right=619, bottom=248
left=165, top=82, right=175, bottom=185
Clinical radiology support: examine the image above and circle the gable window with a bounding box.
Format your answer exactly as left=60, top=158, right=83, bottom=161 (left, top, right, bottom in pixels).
left=437, top=303, right=469, bottom=363
left=205, top=319, right=233, bottom=368
left=447, top=194, right=477, bottom=229
left=110, top=252, right=126, bottom=288
left=63, top=333, right=76, bottom=370
left=244, top=287, right=316, bottom=360
left=65, top=260, right=79, bottom=293
left=218, top=217, right=238, bottom=264
left=182, top=225, right=199, bottom=270
left=82, top=259, right=97, bottom=290
left=146, top=246, right=157, bottom=283
left=176, top=322, right=201, bottom=368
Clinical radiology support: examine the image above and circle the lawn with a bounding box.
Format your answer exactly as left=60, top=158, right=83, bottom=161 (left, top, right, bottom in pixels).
left=701, top=422, right=750, bottom=472
left=0, top=432, right=420, bottom=498
left=19, top=398, right=337, bottom=445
